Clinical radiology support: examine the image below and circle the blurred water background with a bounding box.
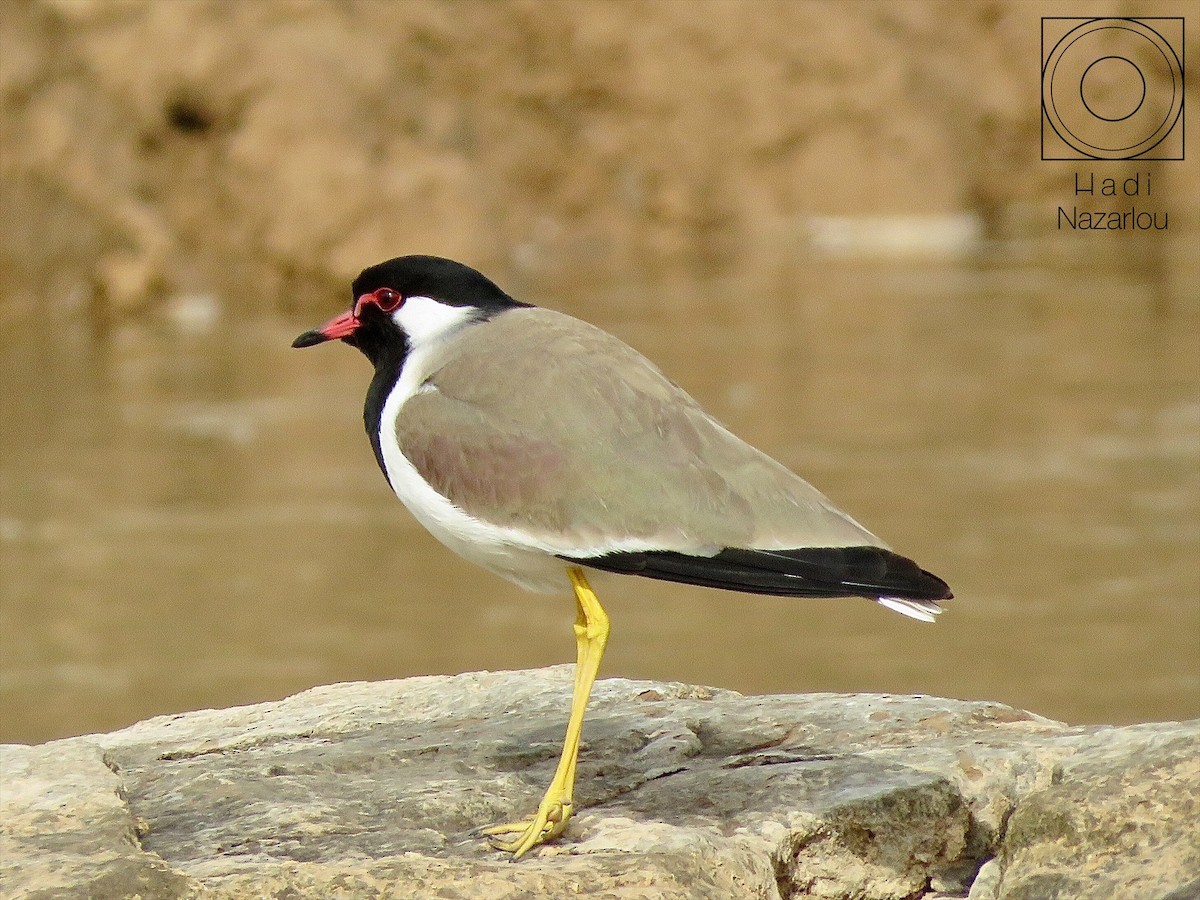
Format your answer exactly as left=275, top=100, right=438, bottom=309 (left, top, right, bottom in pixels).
left=2, top=0, right=1197, bottom=743
left=3, top=237, right=1197, bottom=742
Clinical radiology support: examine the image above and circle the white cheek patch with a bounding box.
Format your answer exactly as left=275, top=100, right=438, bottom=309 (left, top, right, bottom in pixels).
left=392, top=295, right=478, bottom=347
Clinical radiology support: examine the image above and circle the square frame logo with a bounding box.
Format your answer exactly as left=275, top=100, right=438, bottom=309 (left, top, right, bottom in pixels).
left=1042, top=17, right=1184, bottom=160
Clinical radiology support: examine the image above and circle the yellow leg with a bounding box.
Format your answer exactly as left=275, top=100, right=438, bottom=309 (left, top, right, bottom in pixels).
left=481, top=565, right=610, bottom=857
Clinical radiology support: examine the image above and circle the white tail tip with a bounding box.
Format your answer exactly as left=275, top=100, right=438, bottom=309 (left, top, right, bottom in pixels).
left=876, top=596, right=944, bottom=623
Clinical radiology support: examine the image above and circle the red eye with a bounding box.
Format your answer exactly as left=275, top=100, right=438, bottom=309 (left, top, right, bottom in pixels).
left=375, top=288, right=403, bottom=312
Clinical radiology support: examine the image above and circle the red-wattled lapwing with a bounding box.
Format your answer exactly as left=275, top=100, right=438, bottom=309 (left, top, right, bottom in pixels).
left=293, top=255, right=952, bottom=857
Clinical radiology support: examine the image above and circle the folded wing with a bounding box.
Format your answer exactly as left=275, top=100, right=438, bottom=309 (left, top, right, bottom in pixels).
left=395, top=306, right=951, bottom=617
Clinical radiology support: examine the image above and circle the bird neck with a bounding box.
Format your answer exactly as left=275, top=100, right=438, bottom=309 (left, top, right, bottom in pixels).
left=363, top=344, right=408, bottom=486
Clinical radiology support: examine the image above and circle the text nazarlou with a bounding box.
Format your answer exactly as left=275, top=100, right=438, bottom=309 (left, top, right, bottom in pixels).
left=1059, top=173, right=1167, bottom=231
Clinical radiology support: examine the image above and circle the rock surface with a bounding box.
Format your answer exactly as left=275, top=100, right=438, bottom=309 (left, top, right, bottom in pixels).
left=2, top=668, right=1197, bottom=899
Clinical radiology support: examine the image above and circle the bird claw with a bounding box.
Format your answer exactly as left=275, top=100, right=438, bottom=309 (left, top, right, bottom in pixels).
left=480, top=798, right=572, bottom=858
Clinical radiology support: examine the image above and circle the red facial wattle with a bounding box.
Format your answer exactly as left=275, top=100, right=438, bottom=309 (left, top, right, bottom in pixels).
left=292, top=288, right=404, bottom=348
left=358, top=287, right=403, bottom=314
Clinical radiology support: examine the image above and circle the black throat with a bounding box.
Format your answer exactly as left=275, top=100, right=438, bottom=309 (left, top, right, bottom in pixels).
left=361, top=339, right=408, bottom=486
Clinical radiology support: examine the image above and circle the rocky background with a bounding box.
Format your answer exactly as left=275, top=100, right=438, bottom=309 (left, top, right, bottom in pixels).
left=2, top=672, right=1200, bottom=900
left=3, top=670, right=1198, bottom=899
left=2, top=0, right=1196, bottom=317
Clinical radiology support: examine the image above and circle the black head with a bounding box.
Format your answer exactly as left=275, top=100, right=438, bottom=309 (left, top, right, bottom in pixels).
left=292, top=255, right=527, bottom=369
left=291, top=256, right=530, bottom=481
left=350, top=256, right=517, bottom=312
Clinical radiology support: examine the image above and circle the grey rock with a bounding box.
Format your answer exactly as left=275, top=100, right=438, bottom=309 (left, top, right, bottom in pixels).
left=2, top=668, right=1197, bottom=899
left=996, top=724, right=1200, bottom=900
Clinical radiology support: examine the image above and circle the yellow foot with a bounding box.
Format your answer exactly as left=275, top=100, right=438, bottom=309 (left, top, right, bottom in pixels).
left=480, top=796, right=573, bottom=858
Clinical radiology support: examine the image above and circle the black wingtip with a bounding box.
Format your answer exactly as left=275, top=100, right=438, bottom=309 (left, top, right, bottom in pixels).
left=565, top=545, right=952, bottom=602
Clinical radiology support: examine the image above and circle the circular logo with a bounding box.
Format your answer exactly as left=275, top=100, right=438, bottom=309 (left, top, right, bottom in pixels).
left=1043, top=19, right=1183, bottom=159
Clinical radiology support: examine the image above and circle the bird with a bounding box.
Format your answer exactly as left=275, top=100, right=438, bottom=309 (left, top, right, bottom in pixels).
left=292, top=254, right=952, bottom=858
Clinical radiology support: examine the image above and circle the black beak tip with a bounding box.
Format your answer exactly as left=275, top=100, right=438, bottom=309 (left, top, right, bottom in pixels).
left=292, top=329, right=328, bottom=349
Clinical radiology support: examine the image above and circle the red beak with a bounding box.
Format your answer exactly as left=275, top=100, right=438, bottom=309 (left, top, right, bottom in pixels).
left=292, top=310, right=360, bottom=348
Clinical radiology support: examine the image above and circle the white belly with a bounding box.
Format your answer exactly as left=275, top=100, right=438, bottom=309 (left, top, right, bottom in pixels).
left=377, top=345, right=570, bottom=594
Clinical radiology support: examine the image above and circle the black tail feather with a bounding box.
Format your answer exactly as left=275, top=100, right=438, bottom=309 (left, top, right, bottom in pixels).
left=563, top=545, right=952, bottom=601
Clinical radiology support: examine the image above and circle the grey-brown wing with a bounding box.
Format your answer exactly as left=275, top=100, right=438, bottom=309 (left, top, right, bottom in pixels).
left=394, top=307, right=883, bottom=555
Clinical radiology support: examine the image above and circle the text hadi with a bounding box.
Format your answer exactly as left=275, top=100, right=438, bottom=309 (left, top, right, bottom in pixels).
left=1059, top=172, right=1167, bottom=231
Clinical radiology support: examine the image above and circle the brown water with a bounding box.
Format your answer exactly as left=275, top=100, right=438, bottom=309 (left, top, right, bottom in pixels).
left=2, top=244, right=1198, bottom=744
